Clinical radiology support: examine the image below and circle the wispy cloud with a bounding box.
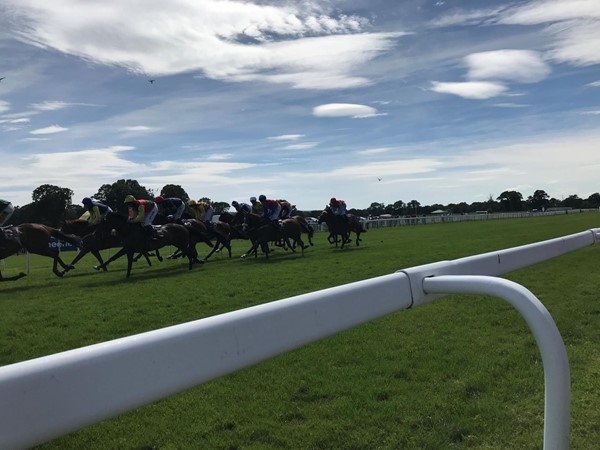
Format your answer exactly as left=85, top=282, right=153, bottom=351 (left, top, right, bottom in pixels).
left=0, top=101, right=10, bottom=114
left=313, top=103, right=384, bottom=118
left=29, top=125, right=69, bottom=135
left=31, top=101, right=101, bottom=111
left=587, top=80, right=600, bottom=87
left=268, top=134, right=305, bottom=141
left=492, top=103, right=529, bottom=108
left=356, top=148, right=392, bottom=155
left=5, top=0, right=405, bottom=90
left=120, top=125, right=157, bottom=132
left=0, top=117, right=30, bottom=124
left=283, top=143, right=317, bottom=150
left=207, top=153, right=234, bottom=160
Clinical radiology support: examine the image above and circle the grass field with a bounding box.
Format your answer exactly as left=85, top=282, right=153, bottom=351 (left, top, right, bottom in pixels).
left=2, top=212, right=600, bottom=449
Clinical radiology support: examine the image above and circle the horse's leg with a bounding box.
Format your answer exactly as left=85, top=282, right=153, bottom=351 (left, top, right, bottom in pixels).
left=126, top=250, right=134, bottom=278
left=0, top=270, right=27, bottom=282
left=95, top=247, right=127, bottom=270
left=241, top=241, right=259, bottom=259
left=155, top=248, right=163, bottom=262
left=90, top=249, right=108, bottom=271
left=65, top=248, right=89, bottom=271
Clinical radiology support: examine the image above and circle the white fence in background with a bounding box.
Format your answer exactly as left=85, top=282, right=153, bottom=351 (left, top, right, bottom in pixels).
left=364, top=208, right=596, bottom=229
left=1, top=228, right=599, bottom=449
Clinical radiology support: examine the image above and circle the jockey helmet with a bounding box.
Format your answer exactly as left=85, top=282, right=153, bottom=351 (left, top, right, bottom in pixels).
left=187, top=199, right=197, bottom=206
left=154, top=195, right=165, bottom=203
left=258, top=194, right=266, bottom=202
left=82, top=197, right=92, bottom=205
left=124, top=195, right=136, bottom=204
left=330, top=197, right=337, bottom=204
left=250, top=196, right=257, bottom=202
left=231, top=200, right=239, bottom=206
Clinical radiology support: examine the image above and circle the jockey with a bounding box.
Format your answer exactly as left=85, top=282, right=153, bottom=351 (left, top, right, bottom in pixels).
left=198, top=200, right=214, bottom=223
left=329, top=197, right=347, bottom=216
left=231, top=200, right=252, bottom=215
left=124, top=195, right=158, bottom=240
left=0, top=198, right=14, bottom=226
left=259, top=194, right=281, bottom=225
left=250, top=196, right=263, bottom=215
left=188, top=199, right=214, bottom=224
left=80, top=197, right=112, bottom=225
left=277, top=199, right=294, bottom=219
left=155, top=195, right=185, bottom=222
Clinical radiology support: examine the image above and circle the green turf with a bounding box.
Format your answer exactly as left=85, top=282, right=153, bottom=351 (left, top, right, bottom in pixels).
left=1, top=212, right=600, bottom=449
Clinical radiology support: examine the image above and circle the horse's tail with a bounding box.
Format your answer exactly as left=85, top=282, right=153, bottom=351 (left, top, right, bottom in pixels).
left=48, top=227, right=83, bottom=248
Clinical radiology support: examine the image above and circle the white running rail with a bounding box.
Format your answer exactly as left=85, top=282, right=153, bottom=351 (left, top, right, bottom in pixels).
left=0, top=228, right=598, bottom=449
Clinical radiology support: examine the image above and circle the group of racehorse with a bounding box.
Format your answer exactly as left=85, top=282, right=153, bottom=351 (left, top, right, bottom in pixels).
left=0, top=207, right=366, bottom=281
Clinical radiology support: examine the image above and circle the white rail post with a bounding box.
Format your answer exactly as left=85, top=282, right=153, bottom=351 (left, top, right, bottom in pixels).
left=422, top=275, right=570, bottom=450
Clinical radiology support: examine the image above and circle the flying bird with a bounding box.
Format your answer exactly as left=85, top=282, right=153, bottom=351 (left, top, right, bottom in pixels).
left=0, top=77, right=5, bottom=82
left=148, top=79, right=155, bottom=84
left=377, top=177, right=383, bottom=181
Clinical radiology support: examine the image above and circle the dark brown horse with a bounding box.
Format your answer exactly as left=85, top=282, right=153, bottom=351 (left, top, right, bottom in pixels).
left=0, top=223, right=82, bottom=281
left=291, top=215, right=314, bottom=247
left=154, top=214, right=232, bottom=261
left=94, top=212, right=199, bottom=278
left=239, top=213, right=306, bottom=259
left=60, top=219, right=158, bottom=272
left=318, top=207, right=366, bottom=248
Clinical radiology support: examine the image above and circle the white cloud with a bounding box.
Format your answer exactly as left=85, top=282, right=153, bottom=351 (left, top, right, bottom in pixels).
left=283, top=143, right=317, bottom=150
left=331, top=159, right=443, bottom=177
left=207, top=153, right=233, bottom=160
left=32, top=101, right=72, bottom=111
left=581, top=110, right=600, bottom=115
left=498, top=0, right=600, bottom=25
left=466, top=50, right=551, bottom=83
left=29, top=125, right=69, bottom=134
left=268, top=134, right=305, bottom=141
left=433, top=1, right=600, bottom=67
left=0, top=101, right=10, bottom=114
left=5, top=0, right=404, bottom=90
left=0, top=117, right=30, bottom=124
left=587, top=80, right=600, bottom=87
left=356, top=148, right=392, bottom=155
left=120, top=125, right=156, bottom=132
left=430, top=81, right=507, bottom=99
left=492, top=103, right=529, bottom=108
left=313, top=103, right=381, bottom=118
left=545, top=19, right=600, bottom=66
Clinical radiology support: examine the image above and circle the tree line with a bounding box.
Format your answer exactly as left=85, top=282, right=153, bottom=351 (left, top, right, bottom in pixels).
left=7, top=181, right=600, bottom=227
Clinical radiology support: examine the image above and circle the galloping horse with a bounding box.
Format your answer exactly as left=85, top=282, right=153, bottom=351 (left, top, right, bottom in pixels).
left=94, top=212, right=199, bottom=278
left=60, top=219, right=158, bottom=272
left=318, top=207, right=366, bottom=248
left=291, top=215, right=314, bottom=247
left=240, top=213, right=306, bottom=259
left=0, top=223, right=82, bottom=281
left=154, top=214, right=232, bottom=261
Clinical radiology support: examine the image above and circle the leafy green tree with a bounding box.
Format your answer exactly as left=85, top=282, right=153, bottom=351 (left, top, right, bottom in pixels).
left=367, top=202, right=385, bottom=217
left=407, top=200, right=420, bottom=215
left=31, top=184, right=74, bottom=226
left=496, top=190, right=523, bottom=211
left=563, top=194, right=583, bottom=209
left=586, top=193, right=600, bottom=208
left=94, top=179, right=153, bottom=215
left=212, top=202, right=230, bottom=214
left=391, top=200, right=405, bottom=216
left=160, top=184, right=189, bottom=202
left=528, top=190, right=550, bottom=210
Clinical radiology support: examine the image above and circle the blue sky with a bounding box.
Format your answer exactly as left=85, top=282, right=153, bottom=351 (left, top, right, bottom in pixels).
left=1, top=0, right=599, bottom=210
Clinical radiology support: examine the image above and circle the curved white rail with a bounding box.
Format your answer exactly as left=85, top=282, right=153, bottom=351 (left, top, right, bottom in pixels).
left=0, top=227, right=598, bottom=449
